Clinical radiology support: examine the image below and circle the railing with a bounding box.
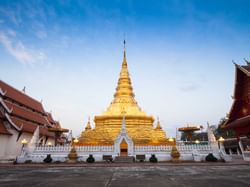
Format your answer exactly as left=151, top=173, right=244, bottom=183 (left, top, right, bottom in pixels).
left=34, top=145, right=114, bottom=153
left=239, top=139, right=250, bottom=161
left=134, top=145, right=172, bottom=152
left=177, top=144, right=212, bottom=154
left=34, top=146, right=71, bottom=152
left=76, top=145, right=114, bottom=152
left=134, top=142, right=212, bottom=154
left=33, top=143, right=213, bottom=155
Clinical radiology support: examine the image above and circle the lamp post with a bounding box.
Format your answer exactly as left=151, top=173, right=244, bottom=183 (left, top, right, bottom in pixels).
left=47, top=142, right=52, bottom=147
left=218, top=136, right=225, bottom=150
left=72, top=138, right=79, bottom=148
left=168, top=137, right=174, bottom=142
left=195, top=139, right=200, bottom=144
left=73, top=138, right=79, bottom=145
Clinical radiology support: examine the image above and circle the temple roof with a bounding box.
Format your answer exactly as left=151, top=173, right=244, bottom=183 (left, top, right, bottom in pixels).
left=101, top=41, right=148, bottom=117
left=224, top=60, right=250, bottom=132
left=0, top=80, right=66, bottom=137
left=4, top=100, right=50, bottom=125
left=225, top=115, right=250, bottom=129
left=0, top=80, right=46, bottom=114
left=10, top=116, right=55, bottom=137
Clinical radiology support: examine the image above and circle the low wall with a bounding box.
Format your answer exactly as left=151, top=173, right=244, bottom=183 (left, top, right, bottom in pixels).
left=17, top=142, right=220, bottom=163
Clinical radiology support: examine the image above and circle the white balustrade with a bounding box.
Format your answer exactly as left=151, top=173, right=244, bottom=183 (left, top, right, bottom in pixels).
left=18, top=141, right=216, bottom=163
left=134, top=142, right=212, bottom=154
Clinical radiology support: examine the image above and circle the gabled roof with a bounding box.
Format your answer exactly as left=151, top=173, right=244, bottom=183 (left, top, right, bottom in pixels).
left=0, top=80, right=66, bottom=137
left=0, top=80, right=45, bottom=114
left=224, top=61, right=250, bottom=128
left=4, top=100, right=49, bottom=125
left=235, top=63, right=250, bottom=76
left=10, top=116, right=54, bottom=137
left=46, top=112, right=55, bottom=124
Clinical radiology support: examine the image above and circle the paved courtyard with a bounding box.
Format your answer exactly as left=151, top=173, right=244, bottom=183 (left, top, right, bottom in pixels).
left=0, top=164, right=250, bottom=187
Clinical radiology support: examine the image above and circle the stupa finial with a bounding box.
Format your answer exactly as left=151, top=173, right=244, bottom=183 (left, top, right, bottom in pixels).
left=112, top=40, right=134, bottom=99
left=156, top=117, right=162, bottom=130
left=85, top=117, right=92, bottom=130
left=123, top=39, right=127, bottom=65
left=102, top=41, right=147, bottom=116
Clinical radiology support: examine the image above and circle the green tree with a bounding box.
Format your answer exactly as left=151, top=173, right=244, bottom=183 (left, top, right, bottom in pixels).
left=215, top=117, right=235, bottom=138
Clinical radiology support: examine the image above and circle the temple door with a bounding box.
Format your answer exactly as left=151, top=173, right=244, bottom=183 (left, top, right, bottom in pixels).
left=120, top=139, right=128, bottom=156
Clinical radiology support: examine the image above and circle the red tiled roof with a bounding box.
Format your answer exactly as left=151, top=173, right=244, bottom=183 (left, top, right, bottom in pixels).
left=0, top=111, right=4, bottom=118
left=10, top=116, right=54, bottom=137
left=4, top=100, right=49, bottom=125
left=0, top=80, right=45, bottom=114
left=225, top=115, right=250, bottom=129
left=224, top=63, right=250, bottom=127
left=0, top=80, right=66, bottom=138
left=46, top=112, right=57, bottom=125
left=55, top=121, right=61, bottom=128
left=0, top=119, right=12, bottom=135
left=242, top=65, right=250, bottom=72
left=46, top=113, right=62, bottom=128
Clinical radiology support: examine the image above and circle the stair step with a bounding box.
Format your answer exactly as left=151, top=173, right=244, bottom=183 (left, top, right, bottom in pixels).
left=114, top=156, right=135, bottom=163
left=231, top=155, right=243, bottom=160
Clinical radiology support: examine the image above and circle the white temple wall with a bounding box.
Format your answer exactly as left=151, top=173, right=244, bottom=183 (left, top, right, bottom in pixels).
left=3, top=131, right=32, bottom=161
left=0, top=134, right=9, bottom=160
left=0, top=130, right=56, bottom=161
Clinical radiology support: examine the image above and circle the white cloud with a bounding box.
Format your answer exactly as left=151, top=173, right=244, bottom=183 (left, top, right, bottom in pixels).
left=0, top=31, right=46, bottom=64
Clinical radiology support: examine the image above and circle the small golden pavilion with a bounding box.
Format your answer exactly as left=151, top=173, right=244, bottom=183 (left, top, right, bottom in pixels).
left=78, top=41, right=169, bottom=146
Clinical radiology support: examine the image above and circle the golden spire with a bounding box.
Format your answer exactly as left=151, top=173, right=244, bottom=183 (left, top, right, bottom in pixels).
left=85, top=117, right=92, bottom=130
left=114, top=40, right=134, bottom=98
left=123, top=40, right=126, bottom=63
left=155, top=117, right=162, bottom=130
left=101, top=40, right=147, bottom=116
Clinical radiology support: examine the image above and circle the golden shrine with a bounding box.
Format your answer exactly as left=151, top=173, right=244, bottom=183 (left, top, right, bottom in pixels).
left=78, top=41, right=169, bottom=145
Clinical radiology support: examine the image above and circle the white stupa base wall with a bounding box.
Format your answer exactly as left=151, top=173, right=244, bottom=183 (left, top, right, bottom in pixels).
left=17, top=141, right=224, bottom=163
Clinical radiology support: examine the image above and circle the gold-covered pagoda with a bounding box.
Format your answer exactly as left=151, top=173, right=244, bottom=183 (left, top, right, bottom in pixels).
left=79, top=41, right=169, bottom=145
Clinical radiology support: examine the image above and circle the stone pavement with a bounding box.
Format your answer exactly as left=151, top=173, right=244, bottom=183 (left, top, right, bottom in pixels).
left=0, top=163, right=250, bottom=187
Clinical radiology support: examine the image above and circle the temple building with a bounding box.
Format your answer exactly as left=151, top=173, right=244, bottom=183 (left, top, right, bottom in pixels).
left=79, top=41, right=169, bottom=146
left=0, top=80, right=67, bottom=161
left=223, top=60, right=250, bottom=138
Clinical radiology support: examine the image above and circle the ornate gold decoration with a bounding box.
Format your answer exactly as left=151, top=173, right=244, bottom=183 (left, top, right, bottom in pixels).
left=171, top=146, right=180, bottom=162
left=79, top=41, right=169, bottom=145
left=68, top=147, right=78, bottom=163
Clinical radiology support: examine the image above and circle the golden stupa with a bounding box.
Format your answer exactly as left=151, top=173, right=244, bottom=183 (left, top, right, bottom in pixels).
left=79, top=41, right=169, bottom=145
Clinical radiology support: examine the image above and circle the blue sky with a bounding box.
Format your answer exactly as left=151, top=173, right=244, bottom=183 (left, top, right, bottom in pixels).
left=0, top=0, right=250, bottom=137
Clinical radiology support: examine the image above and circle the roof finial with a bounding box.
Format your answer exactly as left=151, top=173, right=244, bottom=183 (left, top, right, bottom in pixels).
left=22, top=86, right=26, bottom=93
left=156, top=117, right=162, bottom=130
left=85, top=116, right=92, bottom=130
left=123, top=39, right=126, bottom=63
left=244, top=58, right=250, bottom=66
left=124, top=39, right=126, bottom=50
